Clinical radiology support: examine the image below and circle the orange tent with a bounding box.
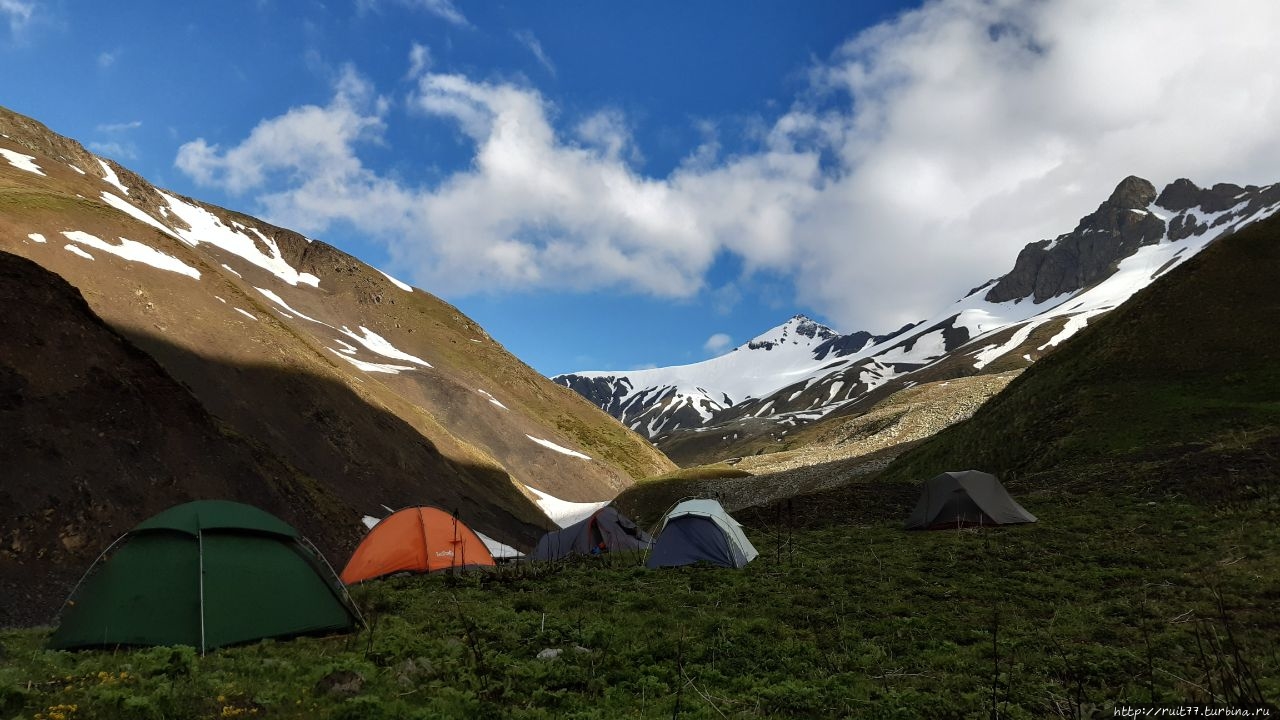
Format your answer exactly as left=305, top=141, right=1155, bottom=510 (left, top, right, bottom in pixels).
left=340, top=507, right=495, bottom=584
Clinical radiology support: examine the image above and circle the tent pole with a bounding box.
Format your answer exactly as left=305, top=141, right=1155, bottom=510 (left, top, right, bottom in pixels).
left=417, top=509, right=431, bottom=573
left=454, top=511, right=465, bottom=571
left=302, top=535, right=367, bottom=629
left=52, top=532, right=127, bottom=625
left=198, top=528, right=206, bottom=656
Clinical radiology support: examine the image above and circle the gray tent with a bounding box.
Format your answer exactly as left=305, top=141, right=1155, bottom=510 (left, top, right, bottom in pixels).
left=905, top=470, right=1037, bottom=530
left=532, top=507, right=652, bottom=561
left=646, top=499, right=759, bottom=569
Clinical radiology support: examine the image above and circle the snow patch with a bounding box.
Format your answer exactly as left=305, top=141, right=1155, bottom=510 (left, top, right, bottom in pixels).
left=27, top=233, right=47, bottom=244
left=972, top=322, right=1039, bottom=370
left=524, top=485, right=609, bottom=527
left=338, top=326, right=432, bottom=368
left=64, top=244, right=94, bottom=260
left=377, top=268, right=413, bottom=292
left=475, top=531, right=523, bottom=560
left=876, top=329, right=947, bottom=365
left=1, top=148, right=44, bottom=175
left=255, top=287, right=332, bottom=327
left=158, top=191, right=320, bottom=287
left=100, top=192, right=180, bottom=239
left=97, top=158, right=129, bottom=195
left=68, top=164, right=86, bottom=175
left=1040, top=309, right=1108, bottom=350
left=61, top=230, right=200, bottom=280
left=233, top=308, right=258, bottom=321
left=327, top=349, right=416, bottom=374
left=526, top=435, right=592, bottom=460
left=221, top=263, right=242, bottom=278
left=477, top=389, right=509, bottom=410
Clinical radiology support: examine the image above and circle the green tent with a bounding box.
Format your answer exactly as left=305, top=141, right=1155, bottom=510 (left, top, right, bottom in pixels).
left=50, top=500, right=359, bottom=652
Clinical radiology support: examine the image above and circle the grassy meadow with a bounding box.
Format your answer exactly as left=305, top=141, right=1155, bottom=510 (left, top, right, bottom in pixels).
left=2, top=471, right=1276, bottom=718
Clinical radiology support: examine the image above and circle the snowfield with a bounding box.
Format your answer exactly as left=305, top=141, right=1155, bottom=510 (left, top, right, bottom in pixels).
left=61, top=230, right=200, bottom=280
left=158, top=191, right=320, bottom=288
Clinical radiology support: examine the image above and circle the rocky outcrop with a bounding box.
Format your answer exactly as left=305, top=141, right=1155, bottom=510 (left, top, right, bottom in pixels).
left=1157, top=179, right=1245, bottom=213
left=985, top=176, right=1166, bottom=303
left=812, top=322, right=919, bottom=361
left=987, top=177, right=1280, bottom=305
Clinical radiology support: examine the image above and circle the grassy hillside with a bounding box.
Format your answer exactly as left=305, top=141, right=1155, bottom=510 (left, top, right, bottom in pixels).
left=880, top=211, right=1280, bottom=485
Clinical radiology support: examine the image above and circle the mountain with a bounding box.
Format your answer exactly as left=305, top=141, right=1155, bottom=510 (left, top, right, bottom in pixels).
left=880, top=202, right=1280, bottom=487
left=0, top=105, right=675, bottom=624
left=554, top=315, right=909, bottom=438
left=561, top=175, right=1280, bottom=465
left=0, top=250, right=361, bottom=626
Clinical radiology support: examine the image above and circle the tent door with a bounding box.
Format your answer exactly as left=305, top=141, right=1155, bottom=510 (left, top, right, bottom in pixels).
left=931, top=490, right=992, bottom=528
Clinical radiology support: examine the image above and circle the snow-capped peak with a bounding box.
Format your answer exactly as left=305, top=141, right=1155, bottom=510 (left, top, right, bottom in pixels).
left=746, top=314, right=838, bottom=351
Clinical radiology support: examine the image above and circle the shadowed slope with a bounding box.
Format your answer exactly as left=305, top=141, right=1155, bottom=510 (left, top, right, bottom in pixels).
left=0, top=250, right=546, bottom=627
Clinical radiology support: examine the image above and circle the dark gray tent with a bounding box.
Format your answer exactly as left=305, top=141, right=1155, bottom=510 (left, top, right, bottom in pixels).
left=905, top=470, right=1037, bottom=530
left=532, top=507, right=653, bottom=561
left=646, top=500, right=758, bottom=569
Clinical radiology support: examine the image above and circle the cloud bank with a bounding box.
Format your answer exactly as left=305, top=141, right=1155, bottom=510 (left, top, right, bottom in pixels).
left=175, top=0, right=1280, bottom=333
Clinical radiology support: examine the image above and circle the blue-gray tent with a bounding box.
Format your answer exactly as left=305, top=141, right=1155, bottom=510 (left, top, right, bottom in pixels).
left=646, top=499, right=758, bottom=569
left=905, top=470, right=1037, bottom=530
left=532, top=507, right=652, bottom=561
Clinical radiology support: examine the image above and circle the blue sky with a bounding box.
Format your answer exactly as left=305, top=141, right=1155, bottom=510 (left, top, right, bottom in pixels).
left=4, top=1, right=1280, bottom=375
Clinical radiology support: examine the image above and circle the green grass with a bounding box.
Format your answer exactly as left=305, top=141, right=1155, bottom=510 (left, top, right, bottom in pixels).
left=2, top=479, right=1276, bottom=718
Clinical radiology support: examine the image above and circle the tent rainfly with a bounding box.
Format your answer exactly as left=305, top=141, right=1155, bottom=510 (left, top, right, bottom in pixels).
left=340, top=506, right=494, bottom=584
left=49, top=500, right=358, bottom=652
left=904, top=470, right=1038, bottom=530
left=532, top=506, right=653, bottom=561
left=646, top=499, right=759, bottom=569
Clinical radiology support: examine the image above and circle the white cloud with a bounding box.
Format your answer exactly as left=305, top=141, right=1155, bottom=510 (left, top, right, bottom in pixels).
left=703, top=333, right=732, bottom=354
left=412, top=0, right=467, bottom=26
left=97, top=120, right=142, bottom=133
left=361, top=0, right=468, bottom=27
left=175, top=0, right=1280, bottom=334
left=0, top=0, right=32, bottom=36
left=176, top=65, right=390, bottom=199
left=96, top=50, right=117, bottom=68
left=88, top=141, right=136, bottom=160
left=514, top=30, right=556, bottom=77
left=574, top=109, right=640, bottom=164
left=406, top=42, right=432, bottom=79
left=783, top=0, right=1280, bottom=331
